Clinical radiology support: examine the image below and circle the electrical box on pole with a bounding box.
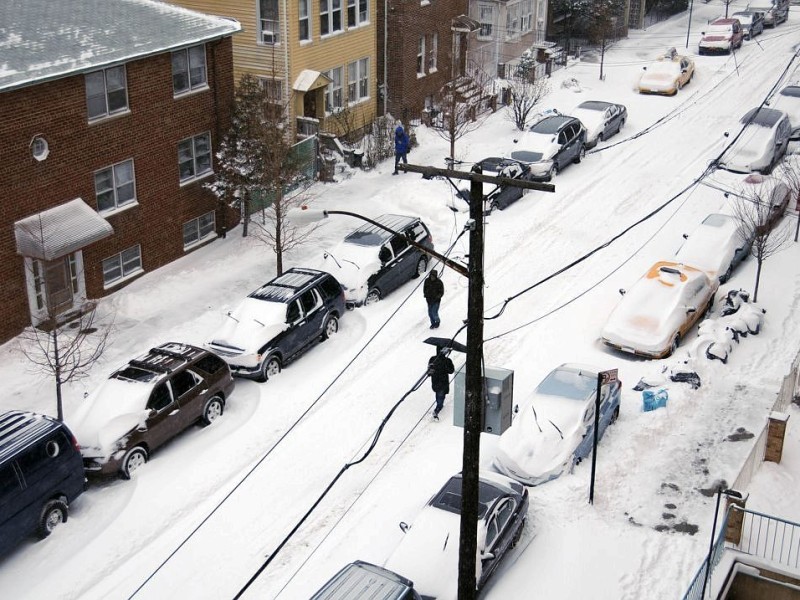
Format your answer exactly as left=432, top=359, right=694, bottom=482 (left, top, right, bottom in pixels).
left=453, top=363, right=514, bottom=435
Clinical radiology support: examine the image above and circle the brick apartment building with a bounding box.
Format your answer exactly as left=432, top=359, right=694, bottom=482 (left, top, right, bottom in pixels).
left=377, top=0, right=472, bottom=123
left=0, top=0, right=240, bottom=344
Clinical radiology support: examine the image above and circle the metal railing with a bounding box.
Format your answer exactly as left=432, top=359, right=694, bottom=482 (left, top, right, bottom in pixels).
left=296, top=116, right=319, bottom=138
left=681, top=509, right=730, bottom=600
left=735, top=507, right=800, bottom=569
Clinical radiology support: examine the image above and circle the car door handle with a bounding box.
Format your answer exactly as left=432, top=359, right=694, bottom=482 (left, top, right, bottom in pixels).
left=199, top=388, right=208, bottom=395
left=169, top=409, right=179, bottom=416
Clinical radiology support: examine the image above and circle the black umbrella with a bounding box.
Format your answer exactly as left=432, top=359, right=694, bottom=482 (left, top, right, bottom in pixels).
left=423, top=337, right=467, bottom=353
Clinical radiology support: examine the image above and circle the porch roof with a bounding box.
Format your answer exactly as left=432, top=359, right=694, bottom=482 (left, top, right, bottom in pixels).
left=293, top=69, right=331, bottom=92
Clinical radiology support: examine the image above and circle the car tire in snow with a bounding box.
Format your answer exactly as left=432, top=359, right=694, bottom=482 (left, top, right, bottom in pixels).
left=38, top=499, right=68, bottom=539
left=365, top=289, right=381, bottom=305
left=258, top=355, right=281, bottom=382
left=322, top=314, right=339, bottom=340
left=202, top=395, right=224, bottom=425
left=414, top=257, right=428, bottom=278
left=121, top=446, right=148, bottom=480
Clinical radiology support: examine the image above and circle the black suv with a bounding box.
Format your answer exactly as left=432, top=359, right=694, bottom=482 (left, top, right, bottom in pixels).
left=321, top=215, right=434, bottom=307
left=72, top=343, right=235, bottom=479
left=207, top=267, right=345, bottom=381
left=1, top=411, right=86, bottom=555
left=511, top=115, right=587, bottom=181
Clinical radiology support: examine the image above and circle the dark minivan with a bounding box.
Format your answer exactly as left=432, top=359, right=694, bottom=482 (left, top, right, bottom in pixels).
left=0, top=411, right=86, bottom=555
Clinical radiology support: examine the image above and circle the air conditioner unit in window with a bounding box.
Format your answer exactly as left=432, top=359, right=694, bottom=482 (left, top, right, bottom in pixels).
left=261, top=31, right=277, bottom=44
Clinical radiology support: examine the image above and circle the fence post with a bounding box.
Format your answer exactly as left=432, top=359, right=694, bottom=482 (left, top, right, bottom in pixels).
left=765, top=412, right=790, bottom=463
left=725, top=492, right=749, bottom=545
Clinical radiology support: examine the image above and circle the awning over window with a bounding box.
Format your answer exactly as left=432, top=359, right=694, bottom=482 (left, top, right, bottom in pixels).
left=293, top=69, right=331, bottom=92
left=15, top=198, right=114, bottom=261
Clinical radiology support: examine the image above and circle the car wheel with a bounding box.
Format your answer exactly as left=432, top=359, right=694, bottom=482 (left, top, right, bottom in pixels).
left=121, top=446, right=148, bottom=480
left=720, top=266, right=732, bottom=284
left=611, top=406, right=620, bottom=424
left=597, top=132, right=604, bottom=144
left=547, top=163, right=558, bottom=181
left=259, top=355, right=281, bottom=382
left=202, top=395, right=224, bottom=425
left=668, top=334, right=681, bottom=357
left=510, top=519, right=525, bottom=548
left=365, top=288, right=381, bottom=305
left=413, top=256, right=428, bottom=279
left=574, top=145, right=586, bottom=164
left=619, top=118, right=626, bottom=132
left=38, top=499, right=68, bottom=539
left=322, top=314, right=339, bottom=340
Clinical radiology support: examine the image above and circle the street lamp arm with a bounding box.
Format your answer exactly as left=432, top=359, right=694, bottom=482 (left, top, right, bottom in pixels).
left=323, top=210, right=469, bottom=277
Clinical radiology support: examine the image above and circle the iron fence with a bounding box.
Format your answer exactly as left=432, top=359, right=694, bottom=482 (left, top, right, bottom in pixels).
left=681, top=509, right=730, bottom=600
left=734, top=507, right=800, bottom=569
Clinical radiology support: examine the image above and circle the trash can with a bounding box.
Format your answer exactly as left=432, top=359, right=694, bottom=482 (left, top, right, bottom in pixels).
left=352, top=149, right=364, bottom=168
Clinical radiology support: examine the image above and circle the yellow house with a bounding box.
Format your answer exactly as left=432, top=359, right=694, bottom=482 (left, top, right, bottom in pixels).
left=169, top=0, right=377, bottom=139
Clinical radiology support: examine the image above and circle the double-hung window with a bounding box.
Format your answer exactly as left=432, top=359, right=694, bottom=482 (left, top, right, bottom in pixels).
left=95, top=159, right=136, bottom=212
left=299, top=0, right=311, bottom=40
left=478, top=4, right=494, bottom=39
left=417, top=37, right=426, bottom=75
left=178, top=133, right=212, bottom=183
left=429, top=33, right=438, bottom=71
left=102, top=245, right=142, bottom=287
left=324, top=67, right=343, bottom=113
left=506, top=2, right=520, bottom=40
left=347, top=0, right=368, bottom=27
left=172, top=45, right=207, bottom=95
left=320, top=0, right=343, bottom=36
left=259, top=0, right=280, bottom=44
left=85, top=66, right=128, bottom=120
left=183, top=211, right=216, bottom=249
left=521, top=0, right=534, bottom=32
left=347, top=58, right=369, bottom=103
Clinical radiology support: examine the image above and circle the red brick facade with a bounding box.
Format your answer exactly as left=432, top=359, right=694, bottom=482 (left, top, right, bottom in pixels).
left=0, top=37, right=236, bottom=343
left=378, top=0, right=469, bottom=122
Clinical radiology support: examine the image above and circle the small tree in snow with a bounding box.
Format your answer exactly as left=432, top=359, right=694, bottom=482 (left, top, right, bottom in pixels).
left=585, top=0, right=625, bottom=80
left=733, top=184, right=792, bottom=302
left=431, top=66, right=493, bottom=161
left=506, top=70, right=551, bottom=131
left=776, top=157, right=800, bottom=241
left=208, top=74, right=317, bottom=275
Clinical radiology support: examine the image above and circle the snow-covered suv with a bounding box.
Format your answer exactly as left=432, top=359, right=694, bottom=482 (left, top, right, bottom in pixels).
left=207, top=267, right=345, bottom=381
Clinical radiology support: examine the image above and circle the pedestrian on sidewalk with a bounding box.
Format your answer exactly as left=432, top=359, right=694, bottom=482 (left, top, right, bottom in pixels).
left=428, top=349, right=455, bottom=420
left=423, top=269, right=444, bottom=328
left=393, top=123, right=409, bottom=175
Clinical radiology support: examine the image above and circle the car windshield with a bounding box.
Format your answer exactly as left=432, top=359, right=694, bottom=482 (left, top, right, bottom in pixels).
left=114, top=366, right=158, bottom=383
left=510, top=150, right=544, bottom=163
left=741, top=107, right=783, bottom=127
left=648, top=61, right=680, bottom=75
left=702, top=213, right=735, bottom=228
left=531, top=117, right=567, bottom=134
left=707, top=25, right=733, bottom=34
left=535, top=367, right=596, bottom=400
left=733, top=13, right=753, bottom=23
left=577, top=101, right=610, bottom=112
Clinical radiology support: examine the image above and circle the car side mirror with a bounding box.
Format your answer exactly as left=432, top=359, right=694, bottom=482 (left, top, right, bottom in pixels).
left=619, top=288, right=626, bottom=296
left=701, top=31, right=705, bottom=35
left=682, top=233, right=689, bottom=239
left=686, top=306, right=697, bottom=314
left=83, top=391, right=89, bottom=399
left=399, top=521, right=409, bottom=533
left=642, top=66, right=647, bottom=71
left=513, top=138, right=519, bottom=143
left=514, top=404, right=519, bottom=414
left=724, top=131, right=730, bottom=138
left=481, top=552, right=496, bottom=561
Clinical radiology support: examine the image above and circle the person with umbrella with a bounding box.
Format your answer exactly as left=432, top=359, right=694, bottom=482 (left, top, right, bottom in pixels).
left=428, top=348, right=455, bottom=421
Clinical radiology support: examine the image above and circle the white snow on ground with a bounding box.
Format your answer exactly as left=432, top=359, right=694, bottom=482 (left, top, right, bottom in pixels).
left=2, top=2, right=800, bottom=599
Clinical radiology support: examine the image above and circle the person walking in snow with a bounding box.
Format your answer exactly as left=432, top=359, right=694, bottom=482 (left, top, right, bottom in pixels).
left=423, top=269, right=444, bottom=329
left=428, top=349, right=455, bottom=421
left=393, top=123, right=409, bottom=175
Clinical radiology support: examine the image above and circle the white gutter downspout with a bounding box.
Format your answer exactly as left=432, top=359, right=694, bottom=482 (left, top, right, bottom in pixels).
left=384, top=0, right=388, bottom=117
left=282, top=0, right=290, bottom=129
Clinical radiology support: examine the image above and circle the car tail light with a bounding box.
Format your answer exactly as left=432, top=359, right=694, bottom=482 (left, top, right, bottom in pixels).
left=70, top=433, right=81, bottom=452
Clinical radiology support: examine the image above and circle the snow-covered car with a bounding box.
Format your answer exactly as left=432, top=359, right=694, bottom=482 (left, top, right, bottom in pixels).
left=772, top=83, right=800, bottom=139
left=321, top=214, right=433, bottom=307
left=637, top=50, right=694, bottom=95
left=493, top=363, right=622, bottom=486
left=698, top=18, right=744, bottom=55
left=718, top=107, right=792, bottom=174
left=739, top=172, right=791, bottom=233
left=455, top=157, right=527, bottom=212
left=384, top=471, right=528, bottom=599
left=675, top=213, right=752, bottom=282
left=747, top=0, right=788, bottom=27
left=72, top=343, right=235, bottom=479
left=601, top=261, right=718, bottom=358
left=207, top=268, right=345, bottom=381
left=570, top=100, right=627, bottom=148
left=731, top=10, right=765, bottom=39
left=510, top=114, right=587, bottom=181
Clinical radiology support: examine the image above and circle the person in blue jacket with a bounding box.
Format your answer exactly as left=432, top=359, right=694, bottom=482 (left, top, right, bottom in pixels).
left=393, top=123, right=409, bottom=175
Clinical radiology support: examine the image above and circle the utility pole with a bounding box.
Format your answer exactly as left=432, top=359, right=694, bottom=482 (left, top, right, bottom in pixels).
left=400, top=162, right=553, bottom=597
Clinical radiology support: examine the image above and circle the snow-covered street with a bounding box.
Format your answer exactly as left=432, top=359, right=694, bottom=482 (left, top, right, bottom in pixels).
left=2, top=2, right=800, bottom=598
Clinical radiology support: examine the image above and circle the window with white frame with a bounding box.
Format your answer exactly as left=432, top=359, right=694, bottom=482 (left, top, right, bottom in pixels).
left=85, top=66, right=128, bottom=120
left=95, top=159, right=136, bottom=212
left=347, top=0, right=368, bottom=27
left=30, top=255, right=80, bottom=312
left=183, top=211, right=216, bottom=248
left=299, top=0, right=311, bottom=40
left=320, top=0, right=343, bottom=36
left=521, top=0, right=534, bottom=31
left=172, top=45, right=207, bottom=95
left=324, top=66, right=343, bottom=112
left=429, top=32, right=438, bottom=71
left=102, top=245, right=142, bottom=286
left=178, top=133, right=212, bottom=182
left=259, top=0, right=280, bottom=43
left=478, top=4, right=494, bottom=39
left=417, top=36, right=426, bottom=75
left=506, top=2, right=520, bottom=40
left=348, top=58, right=369, bottom=103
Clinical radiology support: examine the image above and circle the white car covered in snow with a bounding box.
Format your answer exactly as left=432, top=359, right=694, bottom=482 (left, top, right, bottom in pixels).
left=384, top=471, right=528, bottom=599
left=718, top=107, right=792, bottom=174
left=570, top=100, right=628, bottom=148
left=601, top=261, right=718, bottom=358
left=493, top=363, right=622, bottom=486
left=772, top=83, right=800, bottom=139
left=675, top=213, right=752, bottom=282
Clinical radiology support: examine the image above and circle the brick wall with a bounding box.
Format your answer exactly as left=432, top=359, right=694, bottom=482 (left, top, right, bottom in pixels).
left=0, top=37, right=236, bottom=344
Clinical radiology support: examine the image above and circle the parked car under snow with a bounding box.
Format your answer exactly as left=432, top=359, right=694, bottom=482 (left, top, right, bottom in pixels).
left=718, top=107, right=792, bottom=174
left=493, top=363, right=621, bottom=486
left=570, top=100, right=627, bottom=148
left=675, top=213, right=752, bottom=282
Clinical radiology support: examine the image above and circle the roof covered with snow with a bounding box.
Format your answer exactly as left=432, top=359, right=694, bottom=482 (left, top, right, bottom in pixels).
left=0, top=0, right=241, bottom=93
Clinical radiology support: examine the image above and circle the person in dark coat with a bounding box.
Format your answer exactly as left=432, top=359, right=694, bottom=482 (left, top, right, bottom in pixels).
left=428, top=350, right=455, bottom=420
left=393, top=123, right=410, bottom=175
left=423, top=269, right=444, bottom=328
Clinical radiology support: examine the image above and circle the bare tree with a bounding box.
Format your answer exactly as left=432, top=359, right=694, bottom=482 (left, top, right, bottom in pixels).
left=431, top=65, right=494, bottom=161
left=505, top=70, right=551, bottom=131
left=733, top=183, right=792, bottom=301
left=776, top=157, right=800, bottom=241
left=208, top=74, right=317, bottom=275
left=585, top=0, right=625, bottom=80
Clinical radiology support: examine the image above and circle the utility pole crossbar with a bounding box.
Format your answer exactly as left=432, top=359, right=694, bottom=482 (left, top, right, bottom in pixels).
left=399, top=163, right=556, bottom=193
